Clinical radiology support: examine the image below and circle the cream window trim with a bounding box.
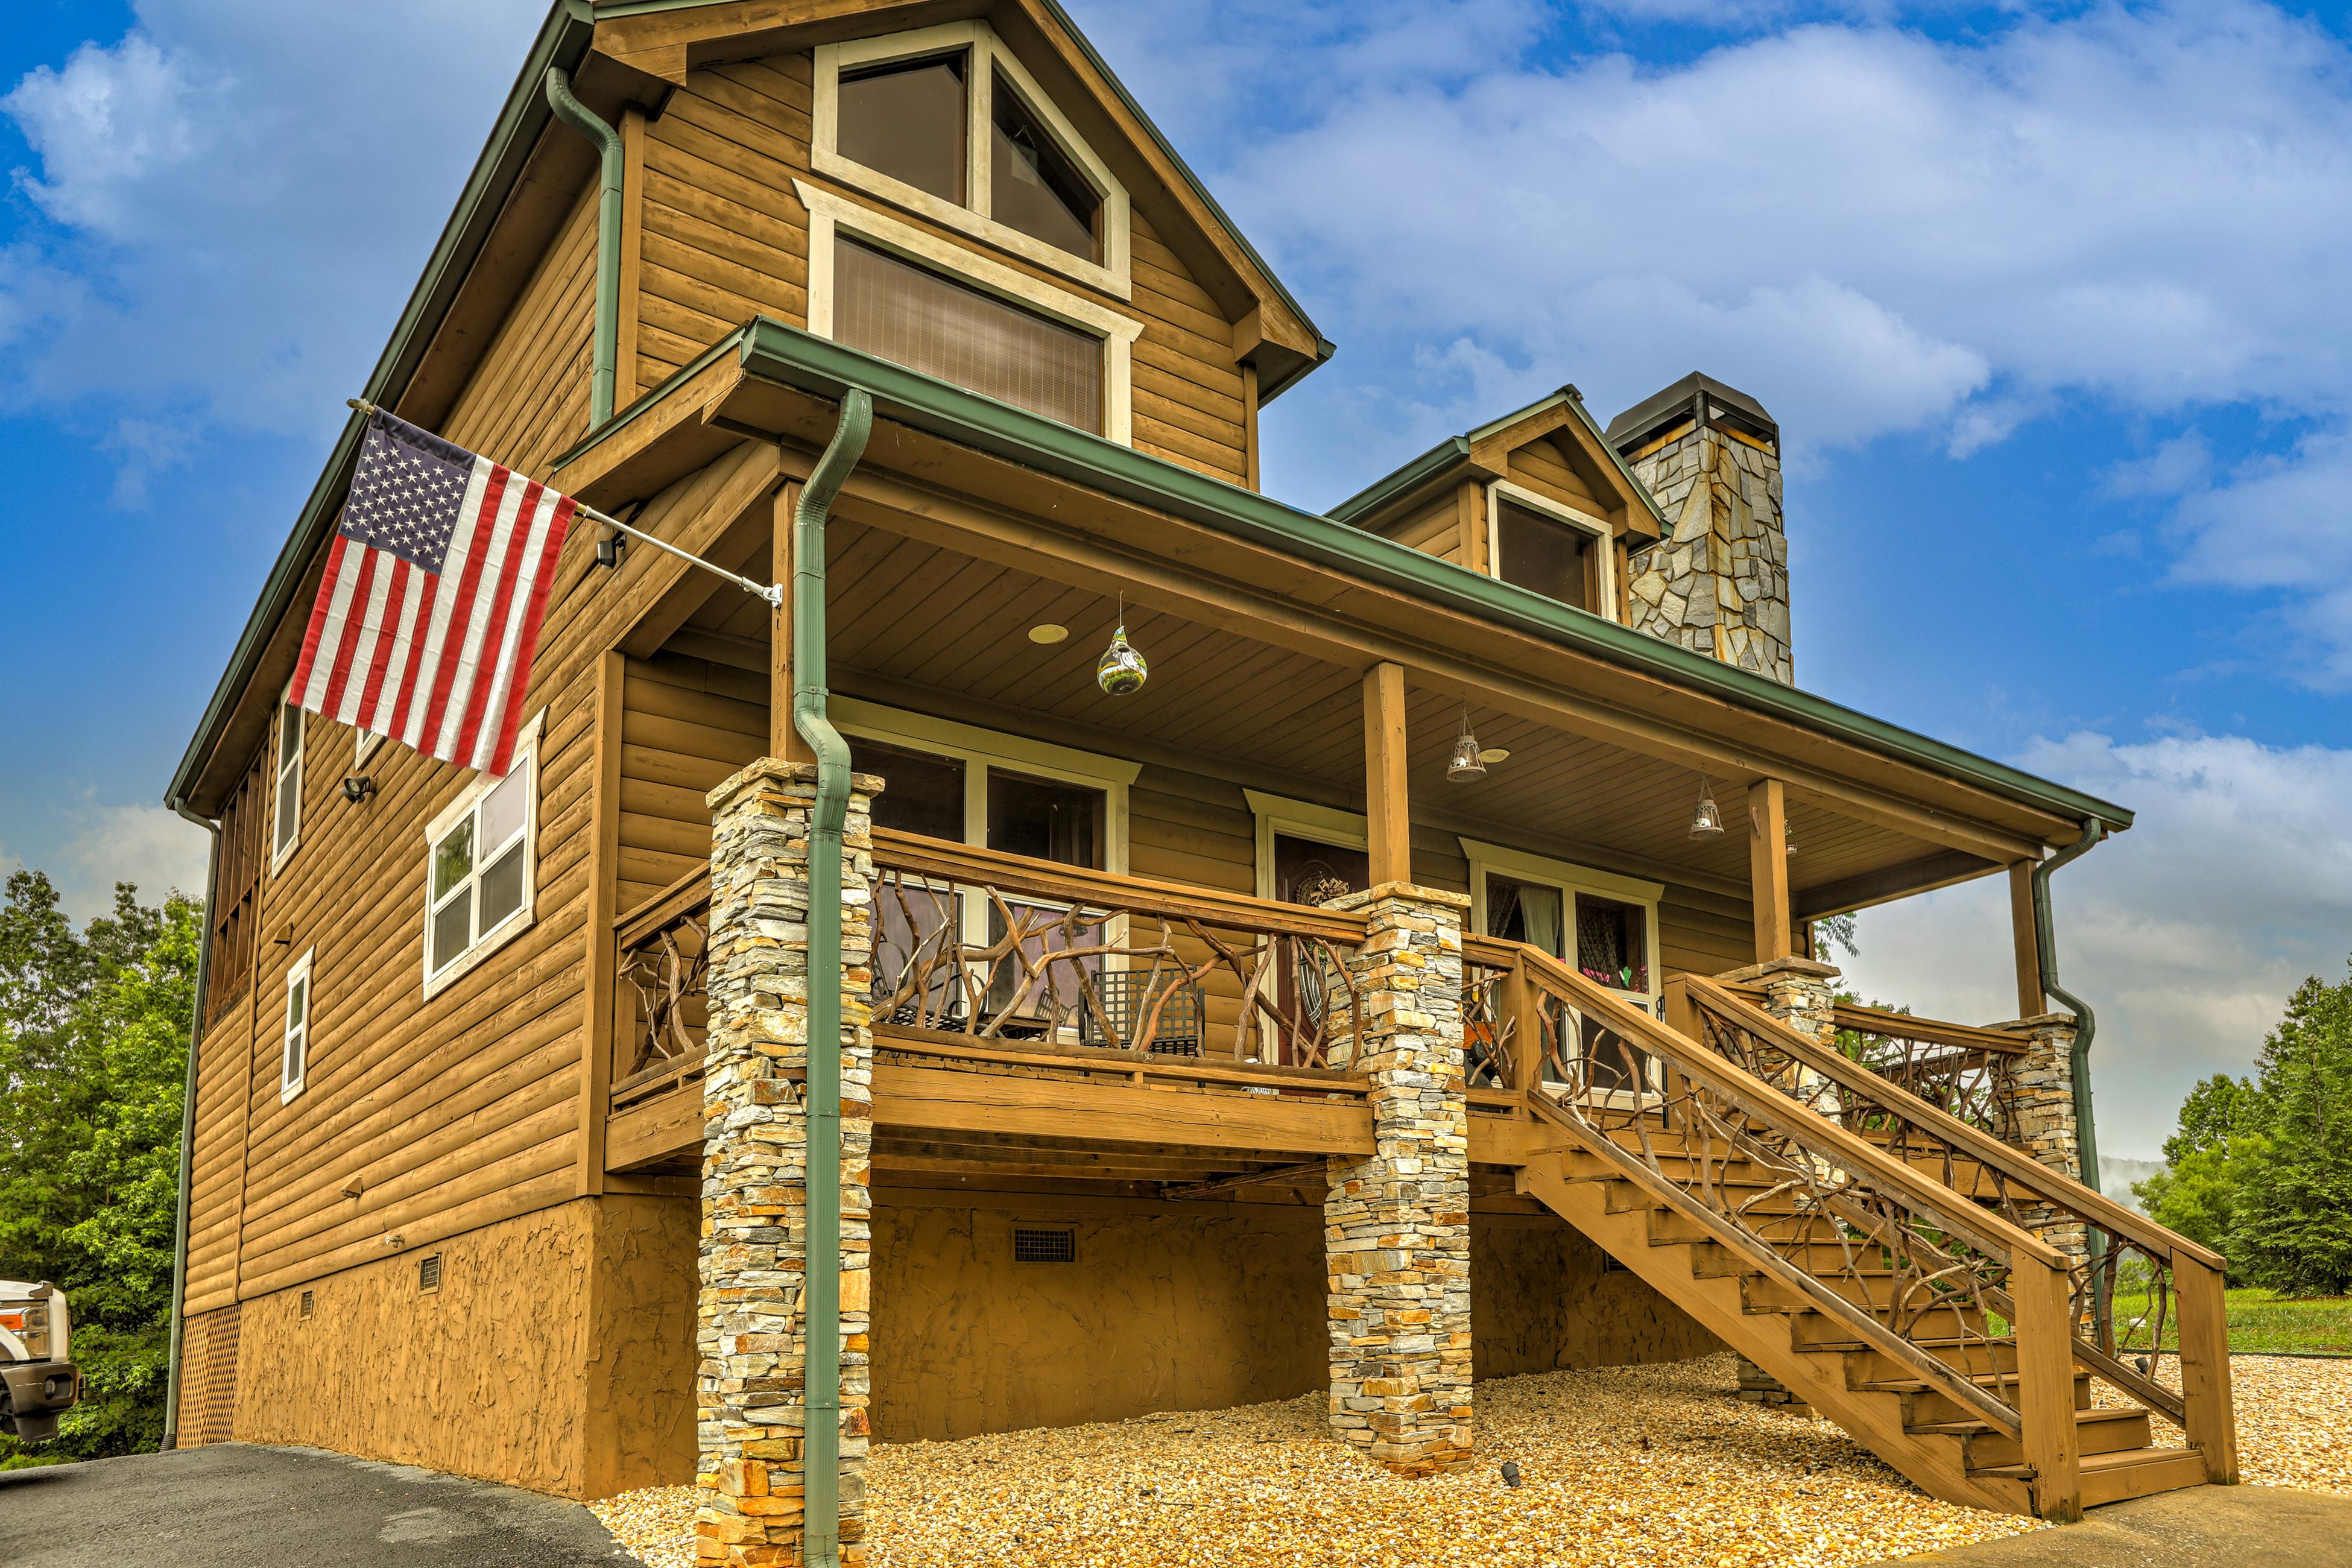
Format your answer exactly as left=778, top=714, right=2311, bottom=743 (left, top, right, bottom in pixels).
left=797, top=180, right=1140, bottom=445
left=1460, top=837, right=1663, bottom=1007
left=355, top=727, right=382, bottom=767
left=832, top=696, right=1139, bottom=875
left=419, top=710, right=544, bottom=1002
left=270, top=683, right=303, bottom=875
left=1484, top=479, right=1620, bottom=624
left=1244, top=790, right=1369, bottom=902
left=811, top=21, right=1132, bottom=299
left=280, top=946, right=314, bottom=1105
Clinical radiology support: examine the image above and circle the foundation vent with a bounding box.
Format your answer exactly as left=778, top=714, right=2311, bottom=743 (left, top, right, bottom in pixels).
left=299, top=1290, right=315, bottom=1320
left=1011, top=1225, right=1076, bottom=1264
left=418, top=1253, right=443, bottom=1293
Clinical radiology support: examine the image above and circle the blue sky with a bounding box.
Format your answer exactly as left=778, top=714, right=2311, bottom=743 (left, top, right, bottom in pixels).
left=5, top=0, right=2352, bottom=1157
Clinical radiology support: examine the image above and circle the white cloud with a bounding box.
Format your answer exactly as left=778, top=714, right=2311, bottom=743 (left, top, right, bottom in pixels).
left=1079, top=0, right=2352, bottom=496
left=1841, top=730, right=2352, bottom=1159
left=0, top=2, right=544, bottom=453
left=3, top=800, right=210, bottom=920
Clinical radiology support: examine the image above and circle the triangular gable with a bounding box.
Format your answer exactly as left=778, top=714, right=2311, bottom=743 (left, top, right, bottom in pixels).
left=1332, top=389, right=1664, bottom=542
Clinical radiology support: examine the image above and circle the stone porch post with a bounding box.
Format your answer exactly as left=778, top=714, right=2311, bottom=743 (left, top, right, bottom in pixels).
left=1994, top=1013, right=2088, bottom=1265
left=697, top=760, right=880, bottom=1568
left=1320, top=882, right=1474, bottom=1475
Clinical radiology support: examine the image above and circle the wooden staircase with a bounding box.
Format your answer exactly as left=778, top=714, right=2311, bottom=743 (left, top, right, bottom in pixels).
left=1479, top=959, right=2240, bottom=1522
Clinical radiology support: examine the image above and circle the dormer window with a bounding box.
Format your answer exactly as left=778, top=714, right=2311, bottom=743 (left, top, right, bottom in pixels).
left=815, top=22, right=1130, bottom=293
left=1487, top=481, right=1619, bottom=622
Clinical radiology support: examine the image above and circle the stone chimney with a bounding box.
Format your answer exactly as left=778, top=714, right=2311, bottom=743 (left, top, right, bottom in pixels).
left=1605, top=375, right=1792, bottom=686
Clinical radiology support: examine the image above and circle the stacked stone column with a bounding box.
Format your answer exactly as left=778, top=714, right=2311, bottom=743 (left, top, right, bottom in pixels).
left=697, top=760, right=880, bottom=1568
left=1994, top=1014, right=2088, bottom=1265
left=1716, top=956, right=1839, bottom=1415
left=1320, top=883, right=1473, bottom=1475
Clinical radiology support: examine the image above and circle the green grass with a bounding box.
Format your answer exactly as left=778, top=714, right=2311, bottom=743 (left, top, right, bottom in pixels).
left=2106, top=1287, right=2352, bottom=1356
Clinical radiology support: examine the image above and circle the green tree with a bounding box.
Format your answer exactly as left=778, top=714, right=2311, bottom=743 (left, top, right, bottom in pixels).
left=0, top=871, right=198, bottom=1464
left=2161, top=1072, right=2257, bottom=1165
left=2134, top=1134, right=2268, bottom=1259
left=2230, top=967, right=2352, bottom=1295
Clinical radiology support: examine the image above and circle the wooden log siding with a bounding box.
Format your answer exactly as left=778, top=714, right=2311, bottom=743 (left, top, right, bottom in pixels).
left=204, top=742, right=270, bottom=1022
left=633, top=53, right=1253, bottom=484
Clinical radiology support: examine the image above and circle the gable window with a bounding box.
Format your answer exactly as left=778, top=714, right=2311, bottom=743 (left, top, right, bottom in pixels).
left=1487, top=482, right=1617, bottom=621
left=280, top=947, right=314, bottom=1104
left=837, top=52, right=967, bottom=203
left=836, top=239, right=1105, bottom=433
left=814, top=22, right=1130, bottom=292
left=422, top=712, right=542, bottom=996
left=271, top=688, right=303, bottom=871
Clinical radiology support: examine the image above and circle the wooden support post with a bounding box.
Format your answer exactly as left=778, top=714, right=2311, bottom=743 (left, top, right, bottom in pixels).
left=2008, top=860, right=2044, bottom=1018
left=1503, top=958, right=1540, bottom=1095
left=2176, top=1251, right=2240, bottom=1483
left=771, top=482, right=814, bottom=763
left=577, top=650, right=625, bottom=1197
left=1240, top=362, right=1261, bottom=492
left=1747, top=779, right=1792, bottom=963
left=2012, top=1256, right=2084, bottom=1522
left=1362, top=662, right=1411, bottom=886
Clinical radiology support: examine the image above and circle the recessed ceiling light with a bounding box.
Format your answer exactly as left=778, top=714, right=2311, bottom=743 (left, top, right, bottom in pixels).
left=1028, top=623, right=1069, bottom=645
left=1478, top=747, right=1511, bottom=764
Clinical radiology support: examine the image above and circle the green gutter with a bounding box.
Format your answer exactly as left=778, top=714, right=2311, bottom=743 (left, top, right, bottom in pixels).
left=543, top=66, right=624, bottom=426
left=158, top=809, right=220, bottom=1452
left=166, top=0, right=595, bottom=814
left=789, top=390, right=873, bottom=1568
left=584, top=319, right=2129, bottom=833
left=2032, top=816, right=2111, bottom=1339
left=1328, top=388, right=1671, bottom=536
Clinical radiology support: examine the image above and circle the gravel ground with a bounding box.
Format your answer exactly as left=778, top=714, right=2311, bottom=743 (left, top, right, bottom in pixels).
left=591, top=1353, right=2352, bottom=1568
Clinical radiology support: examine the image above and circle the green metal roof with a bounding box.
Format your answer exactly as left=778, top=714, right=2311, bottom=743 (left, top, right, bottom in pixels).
left=1327, top=387, right=1670, bottom=534
left=560, top=317, right=2131, bottom=834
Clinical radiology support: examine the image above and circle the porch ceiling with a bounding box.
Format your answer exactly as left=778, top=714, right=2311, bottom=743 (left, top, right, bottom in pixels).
left=674, top=523, right=1992, bottom=912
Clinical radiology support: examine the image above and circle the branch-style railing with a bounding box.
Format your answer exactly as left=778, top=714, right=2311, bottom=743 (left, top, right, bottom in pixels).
left=1794, top=996, right=2029, bottom=1144
left=1678, top=974, right=2238, bottom=1486
left=868, top=832, right=1364, bottom=1067
left=610, top=869, right=712, bottom=1113
left=1487, top=943, right=2091, bottom=1513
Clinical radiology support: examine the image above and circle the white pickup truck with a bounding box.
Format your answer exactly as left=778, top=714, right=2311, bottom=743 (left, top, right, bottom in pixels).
left=0, top=1280, right=80, bottom=1444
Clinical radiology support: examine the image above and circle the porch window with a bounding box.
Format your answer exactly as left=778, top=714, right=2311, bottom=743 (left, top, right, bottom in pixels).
left=1575, top=892, right=1649, bottom=995
left=836, top=51, right=968, bottom=203
left=280, top=946, right=313, bottom=1104
left=1495, top=499, right=1601, bottom=615
left=835, top=238, right=1105, bottom=434
left=271, top=689, right=303, bottom=871
left=1464, top=841, right=1663, bottom=1094
left=420, top=712, right=542, bottom=996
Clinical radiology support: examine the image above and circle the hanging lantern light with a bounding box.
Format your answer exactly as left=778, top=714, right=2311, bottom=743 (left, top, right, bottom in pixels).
left=1688, top=771, right=1725, bottom=838
left=1784, top=825, right=1798, bottom=858
left=1096, top=596, right=1148, bottom=696
left=1447, top=707, right=1487, bottom=782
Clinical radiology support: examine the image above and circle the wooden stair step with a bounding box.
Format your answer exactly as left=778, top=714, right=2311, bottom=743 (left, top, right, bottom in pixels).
left=1924, top=1406, right=2154, bottom=1470
left=1969, top=1446, right=2208, bottom=1506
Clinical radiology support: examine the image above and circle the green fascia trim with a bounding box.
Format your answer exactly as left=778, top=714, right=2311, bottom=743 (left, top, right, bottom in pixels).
left=1327, top=390, right=1669, bottom=535
left=167, top=2, right=598, bottom=810
left=552, top=330, right=747, bottom=472
left=586, top=0, right=1335, bottom=402
left=715, top=317, right=2131, bottom=833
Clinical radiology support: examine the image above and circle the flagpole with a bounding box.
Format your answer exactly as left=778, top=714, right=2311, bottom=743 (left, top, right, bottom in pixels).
left=346, top=399, right=783, bottom=607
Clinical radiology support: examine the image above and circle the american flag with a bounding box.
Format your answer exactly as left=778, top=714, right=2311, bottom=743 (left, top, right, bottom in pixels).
left=289, top=409, right=574, bottom=777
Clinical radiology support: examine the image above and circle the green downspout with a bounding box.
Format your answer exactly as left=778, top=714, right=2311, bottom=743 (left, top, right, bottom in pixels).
left=543, top=67, right=622, bottom=426
left=159, top=806, right=220, bottom=1452
left=789, top=389, right=873, bottom=1568
left=2032, top=815, right=2110, bottom=1336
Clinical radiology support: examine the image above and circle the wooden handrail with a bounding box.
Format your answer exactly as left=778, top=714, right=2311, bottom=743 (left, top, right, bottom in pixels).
left=1513, top=946, right=2066, bottom=1270
left=1829, top=1001, right=2030, bottom=1057
left=615, top=865, right=710, bottom=946
left=873, top=829, right=1371, bottom=944
left=1683, top=975, right=2227, bottom=1272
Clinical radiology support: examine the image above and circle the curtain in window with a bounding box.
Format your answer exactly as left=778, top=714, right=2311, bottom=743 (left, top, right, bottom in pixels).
left=836, top=238, right=1102, bottom=433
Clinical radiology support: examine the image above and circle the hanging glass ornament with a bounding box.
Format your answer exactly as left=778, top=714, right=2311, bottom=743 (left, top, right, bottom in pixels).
left=1096, top=609, right=1148, bottom=697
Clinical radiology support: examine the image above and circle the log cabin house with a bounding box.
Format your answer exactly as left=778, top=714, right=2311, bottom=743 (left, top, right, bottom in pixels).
left=162, top=0, right=2238, bottom=1556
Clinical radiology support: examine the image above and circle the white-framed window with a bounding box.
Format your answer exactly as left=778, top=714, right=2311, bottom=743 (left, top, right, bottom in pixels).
left=812, top=21, right=1131, bottom=297
left=355, top=727, right=382, bottom=767
left=796, top=179, right=1141, bottom=442
left=271, top=685, right=304, bottom=872
left=1463, top=838, right=1663, bottom=1093
left=1244, top=791, right=1373, bottom=906
left=280, top=946, right=314, bottom=1104
left=1485, top=479, right=1619, bottom=622
left=420, top=710, right=543, bottom=998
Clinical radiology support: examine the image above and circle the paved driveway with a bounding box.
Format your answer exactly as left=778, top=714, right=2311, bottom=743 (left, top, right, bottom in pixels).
left=0, top=1443, right=638, bottom=1567
left=1874, top=1484, right=2352, bottom=1567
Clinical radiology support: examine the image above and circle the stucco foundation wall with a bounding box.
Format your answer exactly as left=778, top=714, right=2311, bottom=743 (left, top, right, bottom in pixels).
left=872, top=1195, right=1328, bottom=1441
left=230, top=1193, right=697, bottom=1497
left=1472, top=1211, right=1719, bottom=1377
